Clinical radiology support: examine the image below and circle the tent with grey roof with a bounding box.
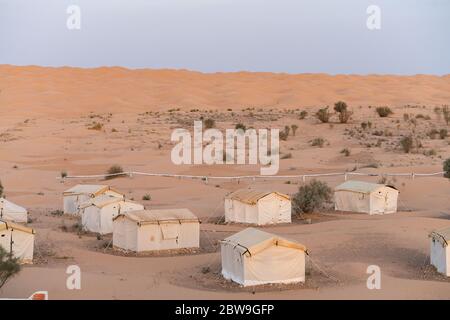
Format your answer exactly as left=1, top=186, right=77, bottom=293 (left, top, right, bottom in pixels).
left=334, top=180, right=399, bottom=215
left=429, top=227, right=450, bottom=276
left=0, top=198, right=28, bottom=223
left=220, top=228, right=307, bottom=286
left=224, top=189, right=291, bottom=225
left=112, top=209, right=200, bottom=252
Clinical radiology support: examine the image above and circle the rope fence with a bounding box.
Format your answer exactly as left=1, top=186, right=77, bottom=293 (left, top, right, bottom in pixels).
left=59, top=170, right=446, bottom=182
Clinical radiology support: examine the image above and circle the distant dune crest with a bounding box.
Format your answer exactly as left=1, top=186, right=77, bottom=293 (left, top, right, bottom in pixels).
left=0, top=65, right=449, bottom=116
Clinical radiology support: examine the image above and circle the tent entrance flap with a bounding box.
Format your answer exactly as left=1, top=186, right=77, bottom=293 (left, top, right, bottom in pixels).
left=160, top=223, right=180, bottom=240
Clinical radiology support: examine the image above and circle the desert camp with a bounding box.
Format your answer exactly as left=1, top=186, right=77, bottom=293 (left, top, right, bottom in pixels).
left=113, top=208, right=200, bottom=252
left=224, top=189, right=291, bottom=225
left=220, top=228, right=308, bottom=286
left=79, top=195, right=144, bottom=235
left=63, top=184, right=124, bottom=215
left=429, top=227, right=450, bottom=277
left=0, top=220, right=35, bottom=263
left=334, top=180, right=399, bottom=215
left=0, top=198, right=28, bottom=223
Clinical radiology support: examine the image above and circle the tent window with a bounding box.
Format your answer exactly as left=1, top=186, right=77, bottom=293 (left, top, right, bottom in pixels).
left=160, top=223, right=179, bottom=241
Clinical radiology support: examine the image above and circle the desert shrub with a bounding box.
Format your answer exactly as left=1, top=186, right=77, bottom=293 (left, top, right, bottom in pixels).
left=203, top=118, right=215, bottom=129
left=311, top=137, right=325, bottom=147
left=60, top=170, right=67, bottom=178
left=340, top=148, right=351, bottom=157
left=440, top=129, right=448, bottom=139
left=51, top=209, right=64, bottom=216
left=284, top=126, right=290, bottom=136
left=444, top=158, right=450, bottom=178
left=279, top=131, right=288, bottom=141
left=423, top=149, right=437, bottom=157
left=281, top=153, right=292, bottom=159
left=399, top=136, right=414, bottom=153
left=105, top=165, right=125, bottom=180
left=443, top=106, right=450, bottom=125
left=88, top=122, right=103, bottom=130
left=235, top=123, right=246, bottom=131
left=427, top=129, right=439, bottom=139
left=142, top=194, right=151, bottom=201
left=316, top=107, right=331, bottom=123
left=376, top=107, right=393, bottom=117
left=291, top=124, right=298, bottom=136
left=0, top=180, right=3, bottom=197
left=338, top=109, right=353, bottom=124
left=0, top=246, right=21, bottom=289
left=299, top=111, right=308, bottom=119
left=292, top=180, right=332, bottom=214
left=334, top=101, right=348, bottom=113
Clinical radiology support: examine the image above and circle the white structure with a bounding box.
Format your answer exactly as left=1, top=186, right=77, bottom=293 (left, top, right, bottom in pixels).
left=220, top=228, right=307, bottom=286
left=79, top=195, right=144, bottom=235
left=334, top=180, right=399, bottom=215
left=0, top=198, right=28, bottom=223
left=430, top=227, right=450, bottom=276
left=63, top=184, right=124, bottom=215
left=224, top=189, right=291, bottom=225
left=113, top=209, right=200, bottom=252
left=0, top=220, right=35, bottom=263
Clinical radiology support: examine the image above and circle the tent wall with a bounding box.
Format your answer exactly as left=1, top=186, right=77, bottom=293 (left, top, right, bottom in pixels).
left=430, top=239, right=450, bottom=276
left=369, top=188, right=398, bottom=214
left=221, top=242, right=245, bottom=285
left=334, top=191, right=370, bottom=214
left=64, top=190, right=123, bottom=215
left=0, top=199, right=27, bottom=223
left=81, top=206, right=102, bottom=233
left=135, top=221, right=200, bottom=251
left=225, top=199, right=258, bottom=224
left=0, top=229, right=34, bottom=263
left=243, top=246, right=305, bottom=286
left=113, top=218, right=138, bottom=251
left=256, top=194, right=291, bottom=225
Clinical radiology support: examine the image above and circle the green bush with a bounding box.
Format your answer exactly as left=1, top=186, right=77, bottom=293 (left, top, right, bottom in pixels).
left=292, top=180, right=332, bottom=214
left=142, top=194, right=151, bottom=201
left=444, top=158, right=450, bottom=179
left=0, top=246, right=21, bottom=289
left=376, top=107, right=393, bottom=117
left=316, top=107, right=331, bottom=123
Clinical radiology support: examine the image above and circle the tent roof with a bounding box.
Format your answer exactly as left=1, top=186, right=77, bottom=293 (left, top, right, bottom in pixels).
left=63, top=184, right=123, bottom=196
left=114, top=209, right=199, bottom=225
left=430, top=227, right=450, bottom=247
left=335, top=180, right=396, bottom=194
left=225, top=189, right=290, bottom=205
left=0, top=220, right=35, bottom=234
left=0, top=198, right=27, bottom=213
left=79, top=194, right=126, bottom=209
left=221, top=227, right=306, bottom=256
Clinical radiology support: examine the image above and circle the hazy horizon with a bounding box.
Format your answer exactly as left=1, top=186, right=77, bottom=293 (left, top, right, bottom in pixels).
left=1, top=0, right=449, bottom=75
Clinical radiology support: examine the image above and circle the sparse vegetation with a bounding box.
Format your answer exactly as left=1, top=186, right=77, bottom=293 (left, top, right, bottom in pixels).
left=299, top=111, right=308, bottom=119
left=316, top=107, right=331, bottom=123
left=50, top=209, right=64, bottom=216
left=281, top=153, right=292, bottom=159
left=334, top=101, right=348, bottom=113
left=105, top=165, right=125, bottom=180
left=142, top=194, right=151, bottom=201
left=292, top=180, right=332, bottom=214
left=376, top=107, right=393, bottom=118
left=88, top=122, right=103, bottom=131
left=310, top=137, right=325, bottom=147
left=235, top=123, right=246, bottom=131
left=440, top=129, right=448, bottom=139
left=444, top=158, right=450, bottom=179
left=399, top=135, right=414, bottom=153
left=61, top=170, right=67, bottom=178
left=443, top=106, right=450, bottom=126
left=0, top=246, right=21, bottom=289
left=340, top=148, right=351, bottom=157
left=291, top=124, right=298, bottom=136
left=0, top=180, right=3, bottom=197
left=203, top=118, right=215, bottom=129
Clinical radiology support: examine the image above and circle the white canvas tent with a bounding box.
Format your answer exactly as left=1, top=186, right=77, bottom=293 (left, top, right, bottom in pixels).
left=113, top=209, right=200, bottom=252
left=63, top=184, right=124, bottom=215
left=0, top=220, right=35, bottom=263
left=224, top=189, right=291, bottom=225
left=220, top=228, right=307, bottom=286
left=79, top=195, right=144, bottom=235
left=429, top=227, right=450, bottom=276
left=334, top=180, right=399, bottom=215
left=0, top=198, right=28, bottom=223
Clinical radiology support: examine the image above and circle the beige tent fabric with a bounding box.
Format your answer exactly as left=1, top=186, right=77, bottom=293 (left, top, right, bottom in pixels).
left=63, top=184, right=122, bottom=197
left=0, top=198, right=28, bottom=223
left=225, top=189, right=290, bottom=205
left=221, top=228, right=307, bottom=286
left=0, top=220, right=35, bottom=263
left=334, top=180, right=399, bottom=215
left=113, top=209, right=200, bottom=252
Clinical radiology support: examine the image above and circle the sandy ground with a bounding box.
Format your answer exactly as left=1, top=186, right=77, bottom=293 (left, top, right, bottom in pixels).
left=0, top=65, right=450, bottom=299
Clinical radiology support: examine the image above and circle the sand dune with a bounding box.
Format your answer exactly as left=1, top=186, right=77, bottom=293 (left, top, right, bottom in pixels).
left=1, top=65, right=449, bottom=116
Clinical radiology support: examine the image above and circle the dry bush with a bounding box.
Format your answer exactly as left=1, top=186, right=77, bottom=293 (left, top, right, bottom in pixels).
left=105, top=165, right=125, bottom=180
left=376, top=107, right=393, bottom=117
left=316, top=107, right=331, bottom=123
left=444, top=158, right=450, bottom=178
left=292, top=180, right=332, bottom=214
